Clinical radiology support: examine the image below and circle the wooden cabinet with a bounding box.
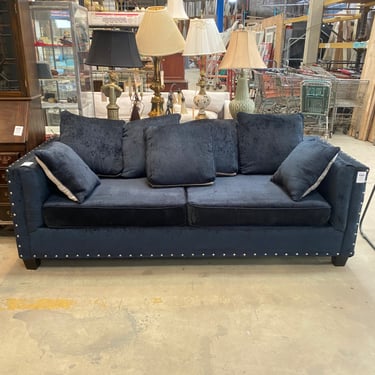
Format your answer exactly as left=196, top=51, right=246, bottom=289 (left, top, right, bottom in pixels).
left=162, top=53, right=188, bottom=91
left=0, top=0, right=46, bottom=225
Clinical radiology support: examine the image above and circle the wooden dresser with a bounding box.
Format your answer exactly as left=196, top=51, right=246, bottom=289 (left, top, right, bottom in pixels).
left=0, top=0, right=46, bottom=225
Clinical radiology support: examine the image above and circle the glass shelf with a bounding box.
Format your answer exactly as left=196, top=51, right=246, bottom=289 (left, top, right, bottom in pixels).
left=30, top=1, right=95, bottom=132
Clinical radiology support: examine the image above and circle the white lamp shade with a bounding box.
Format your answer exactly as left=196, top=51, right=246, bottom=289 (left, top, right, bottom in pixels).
left=183, top=18, right=226, bottom=56
left=219, top=29, right=266, bottom=69
left=136, top=6, right=185, bottom=56
left=167, top=0, right=188, bottom=20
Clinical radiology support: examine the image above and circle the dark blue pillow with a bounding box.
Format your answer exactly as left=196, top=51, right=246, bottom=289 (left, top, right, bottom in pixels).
left=237, top=112, right=304, bottom=174
left=122, top=114, right=181, bottom=178
left=59, top=111, right=125, bottom=176
left=35, top=141, right=100, bottom=203
left=271, top=138, right=340, bottom=201
left=184, top=119, right=238, bottom=176
left=144, top=123, right=215, bottom=187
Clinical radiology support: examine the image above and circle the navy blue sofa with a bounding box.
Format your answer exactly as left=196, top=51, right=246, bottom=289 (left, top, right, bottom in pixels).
left=7, top=111, right=369, bottom=269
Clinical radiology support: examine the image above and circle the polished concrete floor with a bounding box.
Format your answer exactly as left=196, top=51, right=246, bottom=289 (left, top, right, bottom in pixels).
left=0, top=133, right=375, bottom=374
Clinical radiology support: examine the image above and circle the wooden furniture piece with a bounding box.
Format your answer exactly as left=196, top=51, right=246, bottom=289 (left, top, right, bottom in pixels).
left=162, top=53, right=188, bottom=91
left=0, top=0, right=46, bottom=225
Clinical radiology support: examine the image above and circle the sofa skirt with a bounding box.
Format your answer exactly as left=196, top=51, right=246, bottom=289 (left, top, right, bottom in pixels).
left=23, top=225, right=348, bottom=261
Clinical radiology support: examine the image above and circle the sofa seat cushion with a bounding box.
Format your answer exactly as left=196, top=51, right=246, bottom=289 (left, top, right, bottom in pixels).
left=186, top=175, right=331, bottom=226
left=43, top=178, right=187, bottom=227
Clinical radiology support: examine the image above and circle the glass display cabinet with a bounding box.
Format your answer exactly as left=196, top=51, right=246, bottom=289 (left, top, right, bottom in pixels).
left=0, top=0, right=46, bottom=225
left=30, top=1, right=95, bottom=134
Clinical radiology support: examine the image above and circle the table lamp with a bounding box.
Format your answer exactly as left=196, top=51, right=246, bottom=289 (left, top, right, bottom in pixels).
left=219, top=26, right=266, bottom=119
left=167, top=0, right=188, bottom=20
left=86, top=29, right=143, bottom=120
left=136, top=6, right=185, bottom=117
left=183, top=18, right=226, bottom=119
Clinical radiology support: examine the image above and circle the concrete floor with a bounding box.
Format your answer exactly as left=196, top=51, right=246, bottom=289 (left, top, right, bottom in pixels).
left=0, top=134, right=375, bottom=374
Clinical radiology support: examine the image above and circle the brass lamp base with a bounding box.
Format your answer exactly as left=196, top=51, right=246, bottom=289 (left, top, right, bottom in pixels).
left=148, top=56, right=165, bottom=117
left=101, top=71, right=123, bottom=120
left=193, top=73, right=211, bottom=120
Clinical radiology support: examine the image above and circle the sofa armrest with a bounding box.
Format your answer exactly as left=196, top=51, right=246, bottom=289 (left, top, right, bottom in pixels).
left=7, top=140, right=56, bottom=232
left=318, top=151, right=369, bottom=254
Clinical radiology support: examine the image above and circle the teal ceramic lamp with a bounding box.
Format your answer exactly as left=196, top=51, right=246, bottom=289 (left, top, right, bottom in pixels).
left=219, top=26, right=266, bottom=119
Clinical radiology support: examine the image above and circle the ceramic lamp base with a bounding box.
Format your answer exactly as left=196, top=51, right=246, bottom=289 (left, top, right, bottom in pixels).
left=193, top=74, right=211, bottom=120
left=229, top=71, right=254, bottom=119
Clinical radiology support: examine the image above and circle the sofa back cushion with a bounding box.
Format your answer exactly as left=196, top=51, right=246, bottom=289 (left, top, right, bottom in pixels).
left=183, top=119, right=238, bottom=176
left=59, top=111, right=125, bottom=176
left=236, top=112, right=304, bottom=174
left=122, top=114, right=181, bottom=178
left=144, top=123, right=215, bottom=187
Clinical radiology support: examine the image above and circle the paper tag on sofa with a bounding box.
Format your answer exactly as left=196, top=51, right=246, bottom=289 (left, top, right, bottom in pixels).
left=356, top=171, right=367, bottom=183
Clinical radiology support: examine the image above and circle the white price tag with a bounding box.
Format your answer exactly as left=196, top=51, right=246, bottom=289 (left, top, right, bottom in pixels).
left=356, top=171, right=367, bottom=183
left=21, top=162, right=34, bottom=167
left=13, top=126, right=24, bottom=136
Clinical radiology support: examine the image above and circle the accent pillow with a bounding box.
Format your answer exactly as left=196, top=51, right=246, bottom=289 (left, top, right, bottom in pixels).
left=59, top=111, right=125, bottom=177
left=183, top=119, right=238, bottom=176
left=237, top=112, right=304, bottom=174
left=271, top=138, right=340, bottom=201
left=144, top=123, right=215, bottom=187
left=35, top=141, right=100, bottom=203
left=122, top=114, right=181, bottom=178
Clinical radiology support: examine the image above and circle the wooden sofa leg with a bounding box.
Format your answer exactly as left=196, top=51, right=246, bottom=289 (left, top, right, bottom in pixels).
left=331, top=255, right=348, bottom=266
left=23, top=259, right=41, bottom=270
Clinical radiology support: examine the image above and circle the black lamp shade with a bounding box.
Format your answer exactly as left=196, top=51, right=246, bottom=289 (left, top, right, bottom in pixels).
left=86, top=30, right=143, bottom=68
left=37, top=62, right=53, bottom=79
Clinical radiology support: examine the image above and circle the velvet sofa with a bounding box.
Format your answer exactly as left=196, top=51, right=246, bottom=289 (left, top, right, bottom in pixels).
left=7, top=111, right=369, bottom=270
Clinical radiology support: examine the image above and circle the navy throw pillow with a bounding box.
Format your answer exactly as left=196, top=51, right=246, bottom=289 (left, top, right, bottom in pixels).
left=122, top=114, right=181, bottom=178
left=144, top=123, right=215, bottom=187
left=59, top=111, right=125, bottom=177
left=271, top=138, right=340, bottom=201
left=237, top=112, right=304, bottom=174
left=35, top=141, right=100, bottom=203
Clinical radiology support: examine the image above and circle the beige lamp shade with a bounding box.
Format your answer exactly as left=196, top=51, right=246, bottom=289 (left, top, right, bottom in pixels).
left=136, top=6, right=185, bottom=56
left=167, top=0, right=188, bottom=20
left=219, top=28, right=266, bottom=69
left=183, top=18, right=226, bottom=56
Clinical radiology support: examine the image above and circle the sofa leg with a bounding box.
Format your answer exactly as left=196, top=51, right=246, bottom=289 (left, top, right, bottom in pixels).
left=23, top=259, right=41, bottom=270
left=331, top=255, right=348, bottom=267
